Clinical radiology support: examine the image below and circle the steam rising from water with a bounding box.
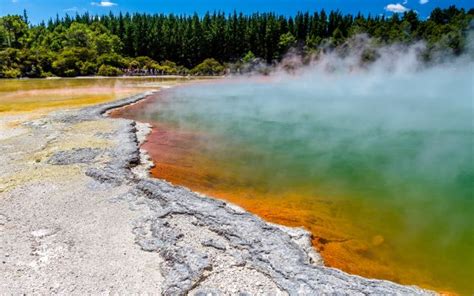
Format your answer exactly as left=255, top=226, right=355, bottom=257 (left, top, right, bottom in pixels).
left=135, top=37, right=474, bottom=293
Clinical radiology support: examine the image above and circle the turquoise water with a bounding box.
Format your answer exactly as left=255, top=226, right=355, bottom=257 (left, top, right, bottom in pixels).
left=123, top=64, right=474, bottom=294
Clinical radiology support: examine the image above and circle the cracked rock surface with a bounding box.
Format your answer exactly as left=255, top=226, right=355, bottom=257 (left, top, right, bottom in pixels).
left=0, top=92, right=435, bottom=295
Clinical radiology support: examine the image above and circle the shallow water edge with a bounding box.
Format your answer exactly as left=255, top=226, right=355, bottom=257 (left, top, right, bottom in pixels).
left=104, top=91, right=435, bottom=295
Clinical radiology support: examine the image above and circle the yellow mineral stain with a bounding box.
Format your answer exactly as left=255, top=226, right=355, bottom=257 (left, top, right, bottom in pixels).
left=0, top=77, right=185, bottom=114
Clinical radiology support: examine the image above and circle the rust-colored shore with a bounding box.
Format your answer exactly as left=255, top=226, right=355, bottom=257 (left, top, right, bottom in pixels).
left=110, top=95, right=455, bottom=296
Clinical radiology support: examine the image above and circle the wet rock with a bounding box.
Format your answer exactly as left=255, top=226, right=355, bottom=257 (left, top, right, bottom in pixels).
left=48, top=148, right=103, bottom=165
left=192, top=289, right=220, bottom=296
left=129, top=178, right=433, bottom=295
left=201, top=239, right=226, bottom=251
left=85, top=166, right=125, bottom=186
left=73, top=91, right=434, bottom=295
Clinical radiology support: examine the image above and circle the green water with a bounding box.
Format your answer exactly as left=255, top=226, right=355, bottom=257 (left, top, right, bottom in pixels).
left=129, top=66, right=473, bottom=293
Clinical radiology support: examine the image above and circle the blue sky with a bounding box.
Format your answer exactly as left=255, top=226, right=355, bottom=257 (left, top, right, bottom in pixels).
left=1, top=0, right=472, bottom=24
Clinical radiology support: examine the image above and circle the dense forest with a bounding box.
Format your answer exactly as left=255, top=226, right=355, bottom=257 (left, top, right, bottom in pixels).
left=0, top=6, right=472, bottom=78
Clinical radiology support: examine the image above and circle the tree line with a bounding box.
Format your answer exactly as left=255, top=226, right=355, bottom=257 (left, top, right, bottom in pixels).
left=0, top=6, right=472, bottom=78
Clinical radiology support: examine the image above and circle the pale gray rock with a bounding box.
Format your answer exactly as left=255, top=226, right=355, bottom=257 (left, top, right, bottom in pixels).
left=0, top=91, right=436, bottom=295
left=82, top=93, right=435, bottom=295
left=48, top=148, right=103, bottom=165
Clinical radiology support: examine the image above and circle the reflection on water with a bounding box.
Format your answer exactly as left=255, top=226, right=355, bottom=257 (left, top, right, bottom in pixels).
left=0, top=77, right=191, bottom=113
left=112, top=71, right=473, bottom=295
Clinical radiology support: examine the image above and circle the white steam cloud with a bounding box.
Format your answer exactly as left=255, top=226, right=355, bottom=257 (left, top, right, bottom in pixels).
left=126, top=31, right=474, bottom=293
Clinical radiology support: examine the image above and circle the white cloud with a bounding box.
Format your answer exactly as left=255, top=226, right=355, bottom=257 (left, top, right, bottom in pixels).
left=91, top=1, right=117, bottom=7
left=403, top=0, right=408, bottom=4
left=385, top=3, right=409, bottom=13
left=419, top=0, right=429, bottom=4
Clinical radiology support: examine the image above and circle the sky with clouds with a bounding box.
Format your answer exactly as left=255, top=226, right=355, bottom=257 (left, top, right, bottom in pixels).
left=1, top=0, right=472, bottom=24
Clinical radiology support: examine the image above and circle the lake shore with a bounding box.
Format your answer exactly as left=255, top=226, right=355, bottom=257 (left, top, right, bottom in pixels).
left=0, top=75, right=223, bottom=81
left=0, top=91, right=434, bottom=294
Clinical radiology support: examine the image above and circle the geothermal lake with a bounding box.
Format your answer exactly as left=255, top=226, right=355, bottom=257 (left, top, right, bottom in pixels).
left=113, top=66, right=473, bottom=294
left=0, top=77, right=191, bottom=113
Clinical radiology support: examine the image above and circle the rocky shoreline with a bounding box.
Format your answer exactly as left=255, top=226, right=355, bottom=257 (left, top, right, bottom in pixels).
left=0, top=92, right=435, bottom=295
